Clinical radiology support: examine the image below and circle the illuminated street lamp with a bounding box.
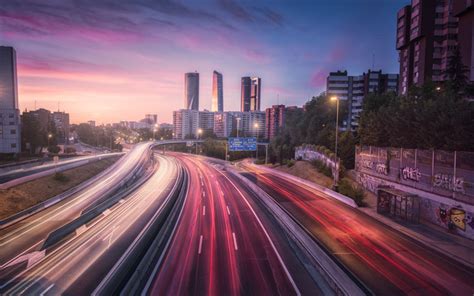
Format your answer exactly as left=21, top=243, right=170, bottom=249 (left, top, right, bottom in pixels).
left=436, top=86, right=441, bottom=91
left=47, top=133, right=53, bottom=149
left=330, top=96, right=339, bottom=189
left=153, top=123, right=158, bottom=140
left=196, top=128, right=203, bottom=154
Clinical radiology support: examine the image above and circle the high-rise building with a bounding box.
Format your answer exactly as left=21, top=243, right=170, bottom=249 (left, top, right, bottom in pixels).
left=144, top=114, right=158, bottom=125
left=326, top=70, right=399, bottom=130
left=265, top=105, right=285, bottom=140
left=241, top=76, right=251, bottom=112
left=396, top=0, right=460, bottom=94
left=0, top=46, right=21, bottom=154
left=454, top=0, right=474, bottom=83
left=185, top=72, right=199, bottom=110
left=213, top=112, right=233, bottom=138
left=250, top=77, right=261, bottom=111
left=52, top=111, right=70, bottom=144
left=212, top=71, right=223, bottom=112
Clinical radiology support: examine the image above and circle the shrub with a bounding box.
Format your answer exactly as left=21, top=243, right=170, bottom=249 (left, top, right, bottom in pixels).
left=338, top=179, right=365, bottom=206
left=255, top=159, right=265, bottom=165
left=281, top=159, right=289, bottom=165
left=311, top=159, right=332, bottom=178
left=287, top=159, right=295, bottom=167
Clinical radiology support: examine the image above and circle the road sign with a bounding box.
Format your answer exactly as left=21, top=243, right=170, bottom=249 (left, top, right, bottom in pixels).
left=228, top=137, right=257, bottom=151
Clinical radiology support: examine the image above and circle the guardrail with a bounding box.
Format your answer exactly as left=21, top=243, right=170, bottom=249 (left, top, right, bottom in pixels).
left=0, top=147, right=151, bottom=229
left=226, top=165, right=368, bottom=295
left=92, top=164, right=188, bottom=295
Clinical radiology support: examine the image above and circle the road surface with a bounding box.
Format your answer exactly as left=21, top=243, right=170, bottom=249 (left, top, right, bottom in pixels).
left=149, top=154, right=307, bottom=295
left=0, top=143, right=153, bottom=287
left=240, top=162, right=474, bottom=295
left=0, top=154, right=180, bottom=295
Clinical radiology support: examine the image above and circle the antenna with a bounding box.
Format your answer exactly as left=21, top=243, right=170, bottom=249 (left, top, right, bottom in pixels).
left=372, top=53, right=375, bottom=70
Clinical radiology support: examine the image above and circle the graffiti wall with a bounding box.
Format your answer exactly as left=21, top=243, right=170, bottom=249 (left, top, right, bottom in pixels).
left=356, top=146, right=474, bottom=240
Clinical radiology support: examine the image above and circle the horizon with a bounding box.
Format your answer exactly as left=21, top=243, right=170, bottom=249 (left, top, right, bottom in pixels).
left=1, top=0, right=407, bottom=124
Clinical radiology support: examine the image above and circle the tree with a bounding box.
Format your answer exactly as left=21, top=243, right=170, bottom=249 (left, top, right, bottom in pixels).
left=444, top=47, right=470, bottom=95
left=21, top=114, right=44, bottom=154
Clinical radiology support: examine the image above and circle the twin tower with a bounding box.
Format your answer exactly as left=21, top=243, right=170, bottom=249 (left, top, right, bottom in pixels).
left=184, top=72, right=261, bottom=113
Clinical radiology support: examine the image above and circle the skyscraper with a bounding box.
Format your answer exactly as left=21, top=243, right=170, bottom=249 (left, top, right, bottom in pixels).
left=185, top=72, right=199, bottom=110
left=250, top=77, right=261, bottom=111
left=241, top=76, right=251, bottom=112
left=212, top=71, right=223, bottom=112
left=0, top=46, right=21, bottom=154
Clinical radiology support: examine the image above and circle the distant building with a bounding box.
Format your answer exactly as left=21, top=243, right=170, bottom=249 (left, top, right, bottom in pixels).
left=23, top=108, right=51, bottom=132
left=326, top=70, right=399, bottom=130
left=212, top=71, right=223, bottom=112
left=241, top=77, right=251, bottom=112
left=87, top=120, right=96, bottom=127
left=250, top=77, right=262, bottom=111
left=52, top=111, right=70, bottom=144
left=396, top=0, right=461, bottom=94
left=185, top=72, right=199, bottom=110
left=0, top=46, right=21, bottom=154
left=241, top=76, right=262, bottom=112
left=159, top=123, right=173, bottom=130
left=172, top=109, right=265, bottom=139
left=454, top=0, right=474, bottom=83
left=144, top=114, right=158, bottom=125
left=265, top=105, right=285, bottom=140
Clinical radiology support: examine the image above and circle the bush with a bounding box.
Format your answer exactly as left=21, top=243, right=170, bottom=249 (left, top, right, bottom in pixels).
left=255, top=159, right=265, bottom=165
left=311, top=159, right=333, bottom=178
left=48, top=145, right=61, bottom=154
left=53, top=172, right=70, bottom=183
left=338, top=179, right=365, bottom=206
left=281, top=159, right=289, bottom=165
left=287, top=159, right=295, bottom=167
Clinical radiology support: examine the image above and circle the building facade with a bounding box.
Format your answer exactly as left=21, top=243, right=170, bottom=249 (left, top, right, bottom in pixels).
left=52, top=111, right=70, bottom=144
left=212, top=71, right=223, bottom=112
left=250, top=77, right=261, bottom=111
left=454, top=0, right=474, bottom=83
left=326, top=70, right=399, bottom=130
left=241, top=77, right=251, bottom=112
left=185, top=72, right=199, bottom=110
left=396, top=0, right=460, bottom=94
left=265, top=105, right=285, bottom=140
left=0, top=46, right=21, bottom=154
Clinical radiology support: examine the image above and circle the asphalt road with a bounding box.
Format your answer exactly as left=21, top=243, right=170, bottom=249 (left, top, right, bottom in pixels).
left=240, top=162, right=474, bottom=296
left=0, top=154, right=179, bottom=295
left=0, top=143, right=153, bottom=289
left=149, top=154, right=307, bottom=295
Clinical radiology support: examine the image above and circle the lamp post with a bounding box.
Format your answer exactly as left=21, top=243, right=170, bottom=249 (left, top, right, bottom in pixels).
left=330, top=96, right=339, bottom=189
left=254, top=122, right=259, bottom=159
left=153, top=124, right=158, bottom=140
left=47, top=133, right=52, bottom=151
left=197, top=128, right=203, bottom=154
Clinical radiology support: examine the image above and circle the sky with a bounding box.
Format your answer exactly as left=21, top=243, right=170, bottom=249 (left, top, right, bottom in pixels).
left=0, top=0, right=408, bottom=124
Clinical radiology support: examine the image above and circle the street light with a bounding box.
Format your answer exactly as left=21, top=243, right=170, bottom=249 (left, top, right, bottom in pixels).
left=196, top=128, right=203, bottom=154
left=47, top=133, right=53, bottom=149
left=436, top=86, right=441, bottom=91
left=330, top=96, right=339, bottom=190
left=254, top=122, right=259, bottom=159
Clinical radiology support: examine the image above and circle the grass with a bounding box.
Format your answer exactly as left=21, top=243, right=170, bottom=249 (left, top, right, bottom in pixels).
left=0, top=156, right=120, bottom=220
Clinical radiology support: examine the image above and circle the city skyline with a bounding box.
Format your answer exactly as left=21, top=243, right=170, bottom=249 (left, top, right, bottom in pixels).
left=1, top=0, right=405, bottom=124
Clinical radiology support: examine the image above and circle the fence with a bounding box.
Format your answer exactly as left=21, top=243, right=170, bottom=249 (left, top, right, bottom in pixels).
left=355, top=146, right=474, bottom=205
left=295, top=144, right=340, bottom=181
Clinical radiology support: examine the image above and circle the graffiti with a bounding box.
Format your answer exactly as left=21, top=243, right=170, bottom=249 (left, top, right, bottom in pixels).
left=433, top=173, right=465, bottom=193
left=376, top=163, right=389, bottom=175
left=437, top=207, right=449, bottom=224
left=401, top=167, right=421, bottom=182
left=450, top=208, right=466, bottom=231
left=358, top=173, right=386, bottom=193
left=361, top=160, right=374, bottom=169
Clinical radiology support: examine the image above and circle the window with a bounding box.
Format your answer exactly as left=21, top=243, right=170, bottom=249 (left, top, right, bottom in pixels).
left=8, top=113, right=14, bottom=118
left=10, top=129, right=16, bottom=135
left=11, top=143, right=16, bottom=148
left=9, top=122, right=14, bottom=125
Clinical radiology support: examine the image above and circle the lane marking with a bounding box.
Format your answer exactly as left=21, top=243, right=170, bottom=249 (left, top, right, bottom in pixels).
left=202, top=191, right=206, bottom=197
left=232, top=232, right=238, bottom=251
left=39, top=284, right=54, bottom=296
left=198, top=235, right=203, bottom=254
left=203, top=206, right=206, bottom=216
left=227, top=206, right=231, bottom=216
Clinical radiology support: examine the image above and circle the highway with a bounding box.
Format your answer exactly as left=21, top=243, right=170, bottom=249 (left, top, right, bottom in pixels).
left=0, top=143, right=153, bottom=286
left=239, top=162, right=474, bottom=295
left=148, top=154, right=313, bottom=295
left=0, top=154, right=180, bottom=294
